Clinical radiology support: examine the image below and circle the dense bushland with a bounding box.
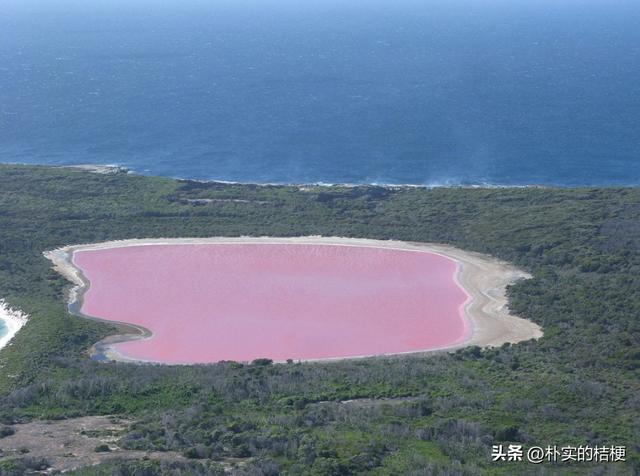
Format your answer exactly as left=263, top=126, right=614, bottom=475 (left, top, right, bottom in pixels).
left=0, top=165, right=638, bottom=475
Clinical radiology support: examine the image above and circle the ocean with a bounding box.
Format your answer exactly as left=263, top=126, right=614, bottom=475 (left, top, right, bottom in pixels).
left=1, top=0, right=639, bottom=186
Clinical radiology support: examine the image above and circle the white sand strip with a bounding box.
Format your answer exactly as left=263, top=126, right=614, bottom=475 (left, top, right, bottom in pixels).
left=44, top=236, right=543, bottom=363
left=0, top=299, right=28, bottom=351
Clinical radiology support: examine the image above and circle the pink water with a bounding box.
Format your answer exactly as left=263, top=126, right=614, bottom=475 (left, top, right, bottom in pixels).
left=73, top=244, right=470, bottom=364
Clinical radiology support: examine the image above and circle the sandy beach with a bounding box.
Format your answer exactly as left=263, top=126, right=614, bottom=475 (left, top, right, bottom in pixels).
left=45, top=237, right=543, bottom=363
left=0, top=299, right=28, bottom=352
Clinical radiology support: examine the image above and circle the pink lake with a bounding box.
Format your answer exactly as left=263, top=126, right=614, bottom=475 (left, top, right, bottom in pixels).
left=73, top=244, right=470, bottom=364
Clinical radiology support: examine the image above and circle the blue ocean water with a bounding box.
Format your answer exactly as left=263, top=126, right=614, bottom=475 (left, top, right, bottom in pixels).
left=1, top=0, right=639, bottom=186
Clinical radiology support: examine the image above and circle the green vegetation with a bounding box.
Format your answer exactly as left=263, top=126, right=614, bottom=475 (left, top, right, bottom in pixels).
left=0, top=164, right=638, bottom=475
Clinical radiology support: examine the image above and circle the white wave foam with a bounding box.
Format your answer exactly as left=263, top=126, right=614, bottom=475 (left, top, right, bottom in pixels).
left=0, top=299, right=28, bottom=351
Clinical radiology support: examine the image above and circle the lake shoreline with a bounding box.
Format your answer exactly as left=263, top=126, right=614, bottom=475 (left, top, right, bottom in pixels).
left=45, top=237, right=542, bottom=364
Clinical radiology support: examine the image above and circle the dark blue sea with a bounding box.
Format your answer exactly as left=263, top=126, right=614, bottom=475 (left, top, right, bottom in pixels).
left=1, top=0, right=639, bottom=186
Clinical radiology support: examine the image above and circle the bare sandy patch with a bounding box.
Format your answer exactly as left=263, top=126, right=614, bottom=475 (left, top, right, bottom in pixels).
left=0, top=416, right=185, bottom=472
left=44, top=236, right=542, bottom=363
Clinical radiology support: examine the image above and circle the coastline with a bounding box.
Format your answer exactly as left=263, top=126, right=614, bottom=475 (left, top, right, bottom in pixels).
left=45, top=237, right=543, bottom=364
left=2, top=163, right=564, bottom=189
left=0, top=299, right=29, bottom=352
